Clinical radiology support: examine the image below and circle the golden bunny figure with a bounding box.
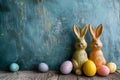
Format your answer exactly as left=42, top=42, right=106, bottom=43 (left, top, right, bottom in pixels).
left=89, top=24, right=106, bottom=68
left=72, top=24, right=88, bottom=75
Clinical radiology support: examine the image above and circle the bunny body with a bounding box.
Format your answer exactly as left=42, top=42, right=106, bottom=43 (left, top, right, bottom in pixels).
left=72, top=50, right=88, bottom=75
left=72, top=25, right=88, bottom=75
left=89, top=49, right=106, bottom=67
left=89, top=24, right=106, bottom=67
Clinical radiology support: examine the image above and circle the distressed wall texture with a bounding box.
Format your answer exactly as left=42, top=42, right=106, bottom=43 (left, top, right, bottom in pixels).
left=0, top=0, right=120, bottom=70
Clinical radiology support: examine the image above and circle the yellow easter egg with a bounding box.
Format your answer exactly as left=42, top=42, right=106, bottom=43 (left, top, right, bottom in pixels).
left=83, top=60, right=96, bottom=76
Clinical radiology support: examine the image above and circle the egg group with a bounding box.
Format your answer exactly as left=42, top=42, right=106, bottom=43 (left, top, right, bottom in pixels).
left=38, top=63, right=49, bottom=72
left=60, top=60, right=73, bottom=74
left=9, top=63, right=19, bottom=72
left=97, top=65, right=110, bottom=76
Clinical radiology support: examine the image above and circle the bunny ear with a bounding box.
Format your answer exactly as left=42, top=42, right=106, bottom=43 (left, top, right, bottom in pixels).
left=73, top=24, right=80, bottom=40
left=95, top=24, right=103, bottom=39
left=80, top=25, right=88, bottom=38
left=89, top=25, right=96, bottom=39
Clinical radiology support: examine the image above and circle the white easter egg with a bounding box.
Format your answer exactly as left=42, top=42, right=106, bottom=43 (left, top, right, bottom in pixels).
left=60, top=61, right=73, bottom=74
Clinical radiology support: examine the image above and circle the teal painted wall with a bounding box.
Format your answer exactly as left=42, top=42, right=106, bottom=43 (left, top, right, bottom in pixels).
left=0, top=0, right=120, bottom=70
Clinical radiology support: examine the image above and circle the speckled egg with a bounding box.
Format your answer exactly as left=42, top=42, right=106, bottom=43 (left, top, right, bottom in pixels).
left=60, top=60, right=73, bottom=74
left=9, top=63, right=19, bottom=72
left=38, top=63, right=49, bottom=72
left=97, top=65, right=110, bottom=76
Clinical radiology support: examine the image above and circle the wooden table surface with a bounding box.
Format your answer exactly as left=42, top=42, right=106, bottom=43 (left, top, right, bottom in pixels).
left=0, top=70, right=120, bottom=80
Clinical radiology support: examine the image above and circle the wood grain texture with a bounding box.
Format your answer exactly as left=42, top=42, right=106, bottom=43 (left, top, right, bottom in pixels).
left=17, top=71, right=47, bottom=80
left=78, top=75, right=93, bottom=80
left=117, top=69, right=120, bottom=73
left=108, top=72, right=120, bottom=80
left=93, top=72, right=120, bottom=80
left=58, top=74, right=77, bottom=80
left=46, top=71, right=58, bottom=80
left=0, top=71, right=120, bottom=80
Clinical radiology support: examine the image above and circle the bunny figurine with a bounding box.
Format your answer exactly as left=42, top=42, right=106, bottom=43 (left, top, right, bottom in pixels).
left=89, top=24, right=106, bottom=68
left=72, top=24, right=88, bottom=75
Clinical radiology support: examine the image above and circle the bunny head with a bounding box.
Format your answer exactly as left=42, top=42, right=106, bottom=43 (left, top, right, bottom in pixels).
left=89, top=24, right=103, bottom=50
left=73, top=24, right=88, bottom=50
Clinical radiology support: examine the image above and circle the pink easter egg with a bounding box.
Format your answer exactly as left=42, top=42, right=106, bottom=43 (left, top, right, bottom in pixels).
left=97, top=65, right=110, bottom=76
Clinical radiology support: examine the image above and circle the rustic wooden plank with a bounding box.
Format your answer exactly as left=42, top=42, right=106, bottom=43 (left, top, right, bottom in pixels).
left=93, top=75, right=109, bottom=80
left=0, top=71, right=47, bottom=80
left=16, top=71, right=36, bottom=80
left=93, top=72, right=120, bottom=80
left=78, top=72, right=120, bottom=80
left=0, top=71, right=120, bottom=80
left=117, top=69, right=120, bottom=73
left=46, top=71, right=58, bottom=80
left=0, top=71, right=18, bottom=80
left=58, top=73, right=77, bottom=80
left=17, top=71, right=47, bottom=80
left=78, top=75, right=93, bottom=80
left=108, top=72, right=120, bottom=80
left=0, top=71, right=11, bottom=79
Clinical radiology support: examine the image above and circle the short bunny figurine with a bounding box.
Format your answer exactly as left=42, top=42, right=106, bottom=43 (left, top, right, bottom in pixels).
left=89, top=24, right=106, bottom=67
left=72, top=24, right=88, bottom=75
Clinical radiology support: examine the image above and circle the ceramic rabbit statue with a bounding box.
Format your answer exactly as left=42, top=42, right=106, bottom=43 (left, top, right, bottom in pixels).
left=72, top=24, right=88, bottom=75
left=89, top=24, right=106, bottom=68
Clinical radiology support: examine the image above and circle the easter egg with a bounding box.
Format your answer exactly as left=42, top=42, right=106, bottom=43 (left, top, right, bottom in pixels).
left=9, top=63, right=19, bottom=72
left=106, top=62, right=117, bottom=73
left=38, top=63, right=49, bottom=72
left=83, top=60, right=96, bottom=76
left=60, top=60, right=73, bottom=74
left=97, top=65, right=110, bottom=76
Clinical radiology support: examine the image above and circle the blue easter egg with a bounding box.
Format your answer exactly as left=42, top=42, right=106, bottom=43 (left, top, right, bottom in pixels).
left=38, top=63, right=49, bottom=72
left=9, top=63, right=19, bottom=72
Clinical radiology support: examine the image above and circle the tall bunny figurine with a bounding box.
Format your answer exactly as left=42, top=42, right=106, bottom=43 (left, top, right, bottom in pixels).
left=72, top=24, right=88, bottom=75
left=89, top=24, right=106, bottom=68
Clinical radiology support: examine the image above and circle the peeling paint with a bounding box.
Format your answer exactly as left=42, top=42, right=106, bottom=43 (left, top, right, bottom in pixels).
left=47, top=22, right=52, bottom=28
left=19, top=2, right=24, bottom=7
left=18, top=10, right=23, bottom=16
left=0, top=33, right=4, bottom=37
